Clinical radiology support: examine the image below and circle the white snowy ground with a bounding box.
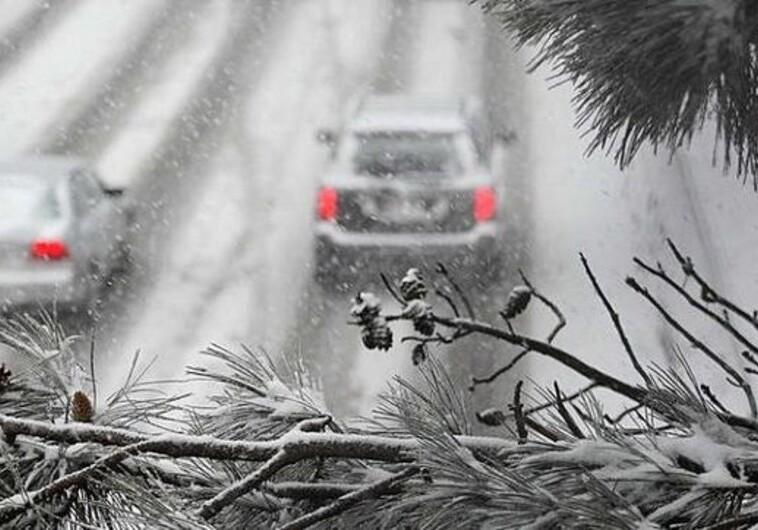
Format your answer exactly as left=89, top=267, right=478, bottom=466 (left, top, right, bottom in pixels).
left=0, top=0, right=163, bottom=157
left=98, top=0, right=394, bottom=398
left=0, top=0, right=40, bottom=39
left=0, top=0, right=752, bottom=418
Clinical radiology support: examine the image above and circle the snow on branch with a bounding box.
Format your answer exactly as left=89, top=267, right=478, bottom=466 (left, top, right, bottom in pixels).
left=3, top=245, right=758, bottom=527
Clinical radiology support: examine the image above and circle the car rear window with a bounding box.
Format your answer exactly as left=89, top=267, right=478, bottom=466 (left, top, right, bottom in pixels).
left=0, top=176, right=60, bottom=223
left=352, top=132, right=462, bottom=177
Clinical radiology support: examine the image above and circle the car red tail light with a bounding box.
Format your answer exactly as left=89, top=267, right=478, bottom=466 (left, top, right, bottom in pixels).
left=317, top=186, right=338, bottom=220
left=30, top=239, right=69, bottom=260
left=474, top=187, right=496, bottom=221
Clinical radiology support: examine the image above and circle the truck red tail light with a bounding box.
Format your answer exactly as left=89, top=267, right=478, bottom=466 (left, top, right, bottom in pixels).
left=317, top=186, right=339, bottom=220
left=473, top=187, right=496, bottom=222
left=30, top=239, right=69, bottom=260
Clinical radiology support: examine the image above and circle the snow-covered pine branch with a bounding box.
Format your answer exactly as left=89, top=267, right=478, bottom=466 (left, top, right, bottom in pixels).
left=2, top=245, right=758, bottom=527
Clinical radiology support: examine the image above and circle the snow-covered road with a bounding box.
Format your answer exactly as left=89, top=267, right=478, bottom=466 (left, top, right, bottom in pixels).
left=0, top=0, right=753, bottom=419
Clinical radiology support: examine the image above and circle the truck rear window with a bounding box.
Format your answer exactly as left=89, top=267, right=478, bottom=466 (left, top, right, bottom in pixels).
left=352, top=132, right=462, bottom=177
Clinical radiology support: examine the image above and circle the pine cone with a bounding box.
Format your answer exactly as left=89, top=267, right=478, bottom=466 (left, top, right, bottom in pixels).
left=351, top=292, right=382, bottom=324
left=71, top=391, right=94, bottom=423
left=400, top=268, right=427, bottom=301
left=411, top=343, right=428, bottom=365
left=0, top=363, right=11, bottom=394
left=373, top=322, right=393, bottom=351
left=353, top=293, right=393, bottom=351
left=413, top=315, right=435, bottom=337
left=500, top=285, right=532, bottom=320
left=403, top=299, right=435, bottom=337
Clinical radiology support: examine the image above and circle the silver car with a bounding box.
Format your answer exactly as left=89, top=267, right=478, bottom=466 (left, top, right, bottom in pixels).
left=314, top=95, right=507, bottom=288
left=0, top=157, right=132, bottom=313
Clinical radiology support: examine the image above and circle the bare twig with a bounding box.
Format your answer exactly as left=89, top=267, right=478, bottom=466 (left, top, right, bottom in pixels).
left=470, top=350, right=529, bottom=390
left=380, top=273, right=404, bottom=305
left=510, top=381, right=528, bottom=444
left=519, top=383, right=598, bottom=419
left=667, top=239, right=758, bottom=334
left=470, top=273, right=565, bottom=391
left=606, top=403, right=644, bottom=425
left=700, top=384, right=729, bottom=415
left=625, top=276, right=758, bottom=418
left=433, top=315, right=645, bottom=403
left=89, top=335, right=97, bottom=415
left=744, top=351, right=758, bottom=369
left=580, top=253, right=650, bottom=385
left=198, top=449, right=292, bottom=520
left=279, top=467, right=419, bottom=530
left=435, top=287, right=460, bottom=318
left=435, top=263, right=475, bottom=320
left=553, top=382, right=585, bottom=439
left=635, top=257, right=758, bottom=360
left=519, top=270, right=566, bottom=343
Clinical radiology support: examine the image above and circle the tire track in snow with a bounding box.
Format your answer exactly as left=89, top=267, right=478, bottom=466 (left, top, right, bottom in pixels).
left=0, top=0, right=77, bottom=79
left=96, top=0, right=394, bottom=390
left=280, top=1, right=427, bottom=417
left=32, top=1, right=197, bottom=158
left=93, top=0, right=284, bottom=389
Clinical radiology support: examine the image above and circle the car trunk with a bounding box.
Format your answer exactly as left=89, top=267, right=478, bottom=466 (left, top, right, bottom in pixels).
left=337, top=179, right=476, bottom=234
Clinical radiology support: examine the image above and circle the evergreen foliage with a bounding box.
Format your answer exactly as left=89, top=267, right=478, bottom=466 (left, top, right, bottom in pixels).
left=0, top=245, right=757, bottom=527
left=474, top=0, right=758, bottom=187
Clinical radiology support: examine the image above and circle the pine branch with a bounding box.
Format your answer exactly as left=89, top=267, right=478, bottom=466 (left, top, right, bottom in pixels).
left=0, top=440, right=154, bottom=524
left=198, top=449, right=291, bottom=520
left=580, top=253, right=650, bottom=385
left=433, top=315, right=646, bottom=403
left=0, top=414, right=512, bottom=465
left=279, top=467, right=419, bottom=530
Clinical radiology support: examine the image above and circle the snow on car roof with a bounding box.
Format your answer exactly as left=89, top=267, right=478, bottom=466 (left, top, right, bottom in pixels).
left=346, top=95, right=469, bottom=133
left=0, top=156, right=87, bottom=180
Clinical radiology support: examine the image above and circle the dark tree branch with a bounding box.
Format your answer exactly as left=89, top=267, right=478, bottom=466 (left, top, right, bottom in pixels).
left=510, top=380, right=528, bottom=444
left=625, top=276, right=758, bottom=418
left=700, top=384, right=729, bottom=415
left=470, top=350, right=529, bottom=390
left=380, top=273, right=404, bottom=306
left=635, top=256, right=758, bottom=359
left=435, top=263, right=475, bottom=320
left=433, top=315, right=645, bottom=403
left=667, top=239, right=758, bottom=333
left=279, top=467, right=419, bottom=530
left=580, top=253, right=650, bottom=385
left=606, top=403, right=644, bottom=425
left=435, top=287, right=460, bottom=318
left=470, top=272, right=565, bottom=391
left=521, top=383, right=598, bottom=419
left=553, top=382, right=584, bottom=439
left=198, top=449, right=292, bottom=520
left=518, top=270, right=566, bottom=343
